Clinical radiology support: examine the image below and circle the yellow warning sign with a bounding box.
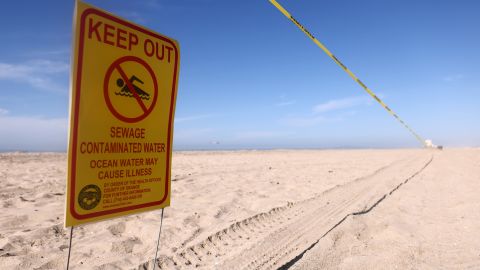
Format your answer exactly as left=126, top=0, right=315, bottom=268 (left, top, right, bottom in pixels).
left=65, top=1, right=180, bottom=227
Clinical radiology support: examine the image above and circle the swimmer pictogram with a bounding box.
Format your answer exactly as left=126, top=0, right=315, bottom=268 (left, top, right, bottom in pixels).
left=104, top=56, right=158, bottom=123
left=115, top=75, right=150, bottom=100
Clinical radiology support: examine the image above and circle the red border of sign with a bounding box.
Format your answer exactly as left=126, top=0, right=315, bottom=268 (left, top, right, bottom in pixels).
left=70, top=8, right=178, bottom=220
left=104, top=56, right=159, bottom=123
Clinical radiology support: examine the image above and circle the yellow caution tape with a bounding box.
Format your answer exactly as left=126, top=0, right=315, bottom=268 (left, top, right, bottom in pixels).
left=269, top=0, right=426, bottom=147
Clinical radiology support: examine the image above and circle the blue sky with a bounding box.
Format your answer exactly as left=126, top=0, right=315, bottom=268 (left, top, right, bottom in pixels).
left=0, top=0, right=479, bottom=151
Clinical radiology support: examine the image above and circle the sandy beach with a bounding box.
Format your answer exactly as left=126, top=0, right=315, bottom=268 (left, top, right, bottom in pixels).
left=0, top=149, right=479, bottom=269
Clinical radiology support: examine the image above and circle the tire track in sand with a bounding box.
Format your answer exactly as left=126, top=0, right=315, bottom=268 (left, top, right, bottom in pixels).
left=138, top=152, right=433, bottom=269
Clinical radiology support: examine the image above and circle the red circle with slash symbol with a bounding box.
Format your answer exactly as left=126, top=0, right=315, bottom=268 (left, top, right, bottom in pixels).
left=103, top=56, right=158, bottom=123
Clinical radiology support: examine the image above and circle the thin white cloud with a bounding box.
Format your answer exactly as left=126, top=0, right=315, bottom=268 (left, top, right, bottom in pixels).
left=281, top=96, right=371, bottom=127
left=0, top=115, right=67, bottom=151
left=443, top=74, right=464, bottom=82
left=116, top=11, right=148, bottom=24
left=24, top=48, right=70, bottom=57
left=175, top=114, right=214, bottom=123
left=313, top=96, right=370, bottom=113
left=0, top=60, right=69, bottom=92
left=0, top=108, right=8, bottom=115
left=275, top=100, right=296, bottom=107
left=144, top=0, right=162, bottom=9
left=275, top=93, right=296, bottom=107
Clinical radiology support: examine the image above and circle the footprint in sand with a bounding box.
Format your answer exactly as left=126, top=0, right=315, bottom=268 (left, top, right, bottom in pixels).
left=108, top=222, right=126, bottom=236
left=1, top=215, right=28, bottom=229
left=111, top=237, right=142, bottom=253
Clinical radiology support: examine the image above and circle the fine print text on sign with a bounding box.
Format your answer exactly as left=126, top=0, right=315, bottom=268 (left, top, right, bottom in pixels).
left=65, top=1, right=180, bottom=227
